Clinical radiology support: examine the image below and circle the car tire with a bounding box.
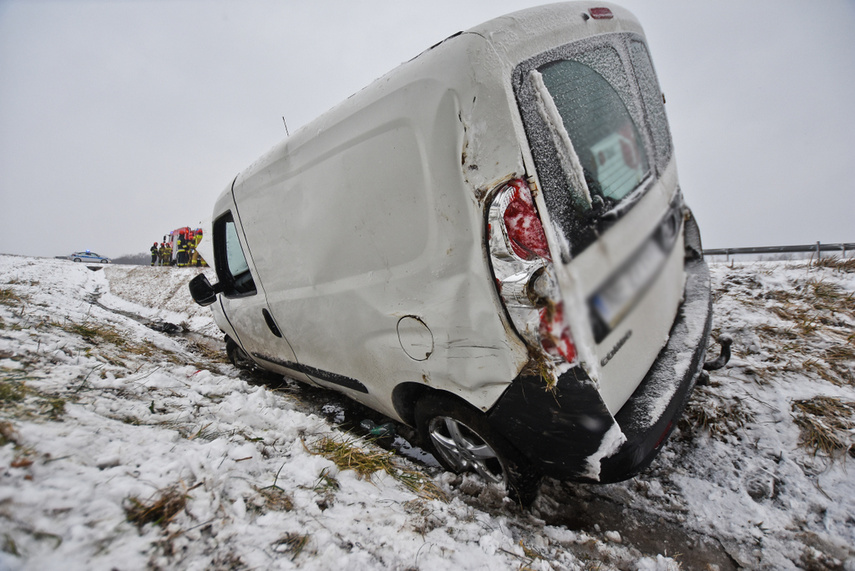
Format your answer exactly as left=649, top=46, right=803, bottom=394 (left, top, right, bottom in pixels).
left=225, top=336, right=255, bottom=370
left=73, top=258, right=81, bottom=262
left=414, top=394, right=541, bottom=506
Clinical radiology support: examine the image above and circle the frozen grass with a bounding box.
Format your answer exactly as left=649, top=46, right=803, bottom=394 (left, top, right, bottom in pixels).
left=0, top=288, right=26, bottom=306
left=2, top=255, right=854, bottom=570
left=722, top=260, right=855, bottom=389
left=254, top=485, right=295, bottom=512
left=305, top=434, right=448, bottom=502
left=271, top=532, right=310, bottom=561
left=792, top=396, right=855, bottom=458
left=813, top=256, right=855, bottom=272
left=0, top=374, right=67, bottom=421
left=680, top=386, right=756, bottom=441
left=124, top=485, right=188, bottom=529
left=706, top=260, right=855, bottom=460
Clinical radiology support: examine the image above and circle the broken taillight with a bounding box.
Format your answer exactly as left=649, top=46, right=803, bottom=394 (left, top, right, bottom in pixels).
left=539, top=302, right=577, bottom=363
left=502, top=180, right=551, bottom=261
left=487, top=179, right=577, bottom=370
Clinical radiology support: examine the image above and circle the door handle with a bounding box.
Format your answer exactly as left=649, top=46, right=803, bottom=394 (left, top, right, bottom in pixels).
left=262, top=308, right=283, bottom=338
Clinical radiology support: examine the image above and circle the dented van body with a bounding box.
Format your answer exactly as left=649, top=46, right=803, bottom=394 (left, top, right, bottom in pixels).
left=191, top=2, right=714, bottom=501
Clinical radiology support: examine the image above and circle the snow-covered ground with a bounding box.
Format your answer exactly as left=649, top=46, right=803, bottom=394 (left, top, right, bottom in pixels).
left=1, top=254, right=853, bottom=570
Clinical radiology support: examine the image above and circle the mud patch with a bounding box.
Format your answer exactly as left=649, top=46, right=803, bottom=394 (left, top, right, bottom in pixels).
left=534, top=480, right=740, bottom=570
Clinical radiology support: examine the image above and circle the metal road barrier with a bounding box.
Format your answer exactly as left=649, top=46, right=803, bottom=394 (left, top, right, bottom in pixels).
left=704, top=242, right=855, bottom=261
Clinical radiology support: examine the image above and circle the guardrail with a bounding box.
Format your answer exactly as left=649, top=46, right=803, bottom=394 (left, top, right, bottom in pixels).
left=703, top=242, right=855, bottom=261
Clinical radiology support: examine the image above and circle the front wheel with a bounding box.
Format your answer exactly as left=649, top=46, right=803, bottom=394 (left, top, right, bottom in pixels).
left=225, top=337, right=256, bottom=370
left=415, top=394, right=540, bottom=506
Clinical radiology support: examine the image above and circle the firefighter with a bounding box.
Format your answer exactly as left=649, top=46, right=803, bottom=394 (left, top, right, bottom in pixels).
left=150, top=242, right=158, bottom=266
left=158, top=242, right=166, bottom=266
left=164, top=242, right=173, bottom=266
left=193, top=229, right=204, bottom=266
left=177, top=234, right=188, bottom=267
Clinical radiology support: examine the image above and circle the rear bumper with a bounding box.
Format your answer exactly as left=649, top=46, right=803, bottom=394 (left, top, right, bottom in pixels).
left=487, top=256, right=713, bottom=483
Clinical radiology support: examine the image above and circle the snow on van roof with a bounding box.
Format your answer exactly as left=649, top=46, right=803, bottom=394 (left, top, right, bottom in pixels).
left=465, top=1, right=642, bottom=46
left=238, top=2, right=646, bottom=199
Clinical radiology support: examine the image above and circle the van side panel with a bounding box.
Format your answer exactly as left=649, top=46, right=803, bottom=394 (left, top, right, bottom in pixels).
left=231, top=77, right=528, bottom=418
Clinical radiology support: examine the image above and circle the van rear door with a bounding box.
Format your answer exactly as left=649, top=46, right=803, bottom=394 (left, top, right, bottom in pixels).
left=514, top=34, right=687, bottom=414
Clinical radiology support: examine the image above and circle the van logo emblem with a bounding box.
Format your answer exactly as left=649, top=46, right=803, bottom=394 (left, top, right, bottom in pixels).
left=601, top=329, right=632, bottom=368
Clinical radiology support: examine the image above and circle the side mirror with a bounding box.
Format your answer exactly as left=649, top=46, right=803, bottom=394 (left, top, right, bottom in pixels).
left=189, top=274, right=220, bottom=306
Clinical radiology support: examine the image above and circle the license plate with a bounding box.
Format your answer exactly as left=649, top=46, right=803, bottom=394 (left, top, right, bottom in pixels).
left=591, top=238, right=666, bottom=330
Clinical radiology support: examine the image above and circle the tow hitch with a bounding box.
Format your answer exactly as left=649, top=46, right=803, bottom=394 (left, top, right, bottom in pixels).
left=696, top=335, right=731, bottom=386
left=703, top=335, right=732, bottom=371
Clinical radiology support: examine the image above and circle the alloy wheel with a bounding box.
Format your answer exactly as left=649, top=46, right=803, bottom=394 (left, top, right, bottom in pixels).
left=427, top=416, right=504, bottom=484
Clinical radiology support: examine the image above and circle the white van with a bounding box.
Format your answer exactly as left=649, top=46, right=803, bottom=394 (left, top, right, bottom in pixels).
left=191, top=2, right=720, bottom=503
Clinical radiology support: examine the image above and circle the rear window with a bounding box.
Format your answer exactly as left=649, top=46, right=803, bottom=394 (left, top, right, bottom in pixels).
left=538, top=58, right=649, bottom=205
left=630, top=40, right=672, bottom=169
left=514, top=34, right=672, bottom=258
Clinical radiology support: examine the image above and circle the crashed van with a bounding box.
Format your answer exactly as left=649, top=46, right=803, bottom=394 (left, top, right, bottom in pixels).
left=191, top=2, right=721, bottom=503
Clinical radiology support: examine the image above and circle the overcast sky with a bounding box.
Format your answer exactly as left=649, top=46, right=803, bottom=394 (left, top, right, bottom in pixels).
left=1, top=0, right=853, bottom=258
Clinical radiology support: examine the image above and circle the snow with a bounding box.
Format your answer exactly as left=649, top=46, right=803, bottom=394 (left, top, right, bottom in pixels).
left=1, top=254, right=854, bottom=570
left=581, top=422, right=626, bottom=482
left=530, top=68, right=592, bottom=212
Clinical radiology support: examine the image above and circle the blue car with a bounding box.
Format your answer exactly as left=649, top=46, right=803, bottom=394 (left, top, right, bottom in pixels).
left=69, top=251, right=111, bottom=264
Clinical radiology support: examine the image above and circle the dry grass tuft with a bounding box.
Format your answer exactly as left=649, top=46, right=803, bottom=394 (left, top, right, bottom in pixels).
left=813, top=256, right=855, bottom=272
left=60, top=323, right=126, bottom=347
left=124, top=485, right=187, bottom=528
left=308, top=435, right=393, bottom=480
left=755, top=323, right=798, bottom=341
left=792, top=396, right=855, bottom=458
left=805, top=279, right=855, bottom=316
left=681, top=388, right=756, bottom=441
left=0, top=288, right=26, bottom=306
left=823, top=344, right=855, bottom=363
left=802, top=353, right=855, bottom=387
left=0, top=375, right=67, bottom=420
left=255, top=485, right=294, bottom=512
left=305, top=434, right=447, bottom=502
left=184, top=338, right=229, bottom=363
left=0, top=378, right=28, bottom=404
left=272, top=532, right=310, bottom=560
left=0, top=421, right=18, bottom=446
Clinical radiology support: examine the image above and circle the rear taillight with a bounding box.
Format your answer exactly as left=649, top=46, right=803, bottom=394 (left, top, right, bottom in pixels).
left=501, top=180, right=551, bottom=261
left=487, top=179, right=578, bottom=373
left=539, top=302, right=577, bottom=363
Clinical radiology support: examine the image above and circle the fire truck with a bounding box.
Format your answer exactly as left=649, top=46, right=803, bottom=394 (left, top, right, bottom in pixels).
left=162, top=227, right=206, bottom=266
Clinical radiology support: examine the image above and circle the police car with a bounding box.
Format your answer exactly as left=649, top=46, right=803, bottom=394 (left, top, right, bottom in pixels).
left=69, top=251, right=111, bottom=264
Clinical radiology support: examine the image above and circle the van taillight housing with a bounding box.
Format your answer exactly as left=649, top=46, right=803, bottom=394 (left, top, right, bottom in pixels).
left=487, top=179, right=577, bottom=368
left=501, top=180, right=551, bottom=261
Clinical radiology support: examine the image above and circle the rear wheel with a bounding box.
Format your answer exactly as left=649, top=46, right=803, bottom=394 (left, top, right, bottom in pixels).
left=415, top=394, right=541, bottom=506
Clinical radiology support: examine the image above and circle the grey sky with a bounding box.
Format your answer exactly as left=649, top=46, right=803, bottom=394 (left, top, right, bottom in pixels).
left=1, top=0, right=853, bottom=258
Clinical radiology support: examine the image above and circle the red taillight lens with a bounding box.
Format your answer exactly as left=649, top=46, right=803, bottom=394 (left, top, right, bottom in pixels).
left=487, top=179, right=578, bottom=368
left=539, top=302, right=577, bottom=363
left=502, top=180, right=551, bottom=261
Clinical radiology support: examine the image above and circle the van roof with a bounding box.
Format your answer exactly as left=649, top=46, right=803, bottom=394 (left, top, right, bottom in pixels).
left=235, top=2, right=647, bottom=197
left=296, top=1, right=644, bottom=138
left=443, top=2, right=642, bottom=61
